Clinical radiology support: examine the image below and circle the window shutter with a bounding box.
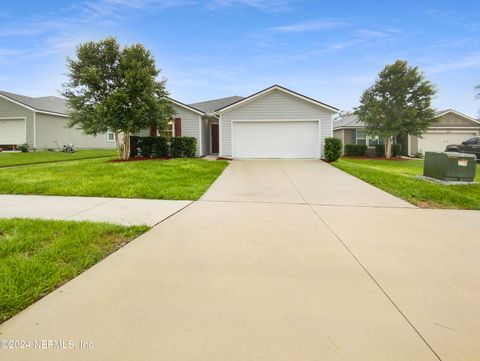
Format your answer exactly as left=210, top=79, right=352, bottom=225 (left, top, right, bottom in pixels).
left=174, top=118, right=182, bottom=137
left=150, top=125, right=157, bottom=137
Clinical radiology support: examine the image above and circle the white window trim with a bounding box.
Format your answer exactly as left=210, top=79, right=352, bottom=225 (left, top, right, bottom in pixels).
left=106, top=131, right=115, bottom=142
left=355, top=130, right=382, bottom=147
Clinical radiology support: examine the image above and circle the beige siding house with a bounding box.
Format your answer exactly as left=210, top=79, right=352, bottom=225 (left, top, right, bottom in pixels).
left=333, top=110, right=480, bottom=156
left=172, top=85, right=337, bottom=159
left=1, top=85, right=337, bottom=159
left=0, top=91, right=115, bottom=150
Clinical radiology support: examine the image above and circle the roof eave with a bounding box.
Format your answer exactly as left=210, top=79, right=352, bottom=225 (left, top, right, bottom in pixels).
left=216, top=84, right=339, bottom=114
left=166, top=97, right=205, bottom=116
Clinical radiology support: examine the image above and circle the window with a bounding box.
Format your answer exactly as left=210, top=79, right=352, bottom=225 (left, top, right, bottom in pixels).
left=158, top=120, right=174, bottom=141
left=355, top=130, right=383, bottom=147
left=107, top=131, right=115, bottom=142
left=368, top=135, right=383, bottom=147
left=466, top=137, right=479, bottom=145
left=355, top=130, right=366, bottom=145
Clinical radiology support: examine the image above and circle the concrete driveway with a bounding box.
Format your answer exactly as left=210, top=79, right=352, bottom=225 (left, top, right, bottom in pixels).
left=2, top=160, right=479, bottom=361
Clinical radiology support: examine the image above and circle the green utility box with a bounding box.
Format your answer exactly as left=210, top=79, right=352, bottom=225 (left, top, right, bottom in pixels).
left=424, top=152, right=477, bottom=182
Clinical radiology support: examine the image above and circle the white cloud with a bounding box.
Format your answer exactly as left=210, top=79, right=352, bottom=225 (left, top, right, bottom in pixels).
left=269, top=19, right=344, bottom=32
left=426, top=52, right=480, bottom=74
left=207, top=0, right=290, bottom=12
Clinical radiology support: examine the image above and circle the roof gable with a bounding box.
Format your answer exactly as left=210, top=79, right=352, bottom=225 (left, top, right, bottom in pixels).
left=216, top=85, right=338, bottom=114
left=434, top=109, right=480, bottom=126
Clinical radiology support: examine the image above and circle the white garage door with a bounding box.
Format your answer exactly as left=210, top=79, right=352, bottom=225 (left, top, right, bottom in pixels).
left=232, top=121, right=319, bottom=159
left=0, top=118, right=26, bottom=144
left=418, top=131, right=478, bottom=153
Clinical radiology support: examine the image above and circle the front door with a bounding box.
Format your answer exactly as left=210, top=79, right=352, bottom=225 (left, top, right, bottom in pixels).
left=211, top=124, right=219, bottom=154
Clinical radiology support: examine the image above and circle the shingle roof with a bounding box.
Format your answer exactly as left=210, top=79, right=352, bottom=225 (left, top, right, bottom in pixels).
left=189, top=96, right=244, bottom=114
left=334, top=109, right=480, bottom=130
left=333, top=114, right=363, bottom=129
left=0, top=91, right=68, bottom=115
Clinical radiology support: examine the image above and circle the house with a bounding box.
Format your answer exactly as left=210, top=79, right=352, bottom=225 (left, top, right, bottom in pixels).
left=1, top=85, right=338, bottom=159
left=0, top=91, right=116, bottom=150
left=333, top=110, right=480, bottom=156
left=169, top=85, right=338, bottom=159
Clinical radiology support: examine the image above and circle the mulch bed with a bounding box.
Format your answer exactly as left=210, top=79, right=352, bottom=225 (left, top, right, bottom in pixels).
left=109, top=157, right=171, bottom=163
left=341, top=156, right=410, bottom=161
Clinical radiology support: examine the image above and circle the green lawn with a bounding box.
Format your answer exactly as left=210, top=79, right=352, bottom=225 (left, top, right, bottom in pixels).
left=332, top=158, right=480, bottom=209
left=0, top=149, right=117, bottom=168
left=0, top=158, right=228, bottom=200
left=0, top=218, right=148, bottom=322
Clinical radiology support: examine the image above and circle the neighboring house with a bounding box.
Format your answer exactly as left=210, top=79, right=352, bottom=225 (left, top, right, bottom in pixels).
left=0, top=91, right=116, bottom=150
left=333, top=110, right=480, bottom=156
left=1, top=84, right=338, bottom=159
left=170, top=85, right=338, bottom=159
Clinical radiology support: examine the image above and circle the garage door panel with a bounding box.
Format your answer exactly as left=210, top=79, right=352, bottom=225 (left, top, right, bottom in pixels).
left=232, top=121, right=319, bottom=159
left=0, top=119, right=26, bottom=144
left=418, top=132, right=478, bottom=153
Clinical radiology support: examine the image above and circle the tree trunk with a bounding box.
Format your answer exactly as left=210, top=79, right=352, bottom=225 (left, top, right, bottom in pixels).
left=122, top=130, right=131, bottom=160
left=385, top=136, right=393, bottom=159
left=114, top=131, right=122, bottom=160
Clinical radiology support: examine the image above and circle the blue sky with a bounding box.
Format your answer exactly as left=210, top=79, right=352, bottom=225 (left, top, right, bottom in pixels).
left=1, top=0, right=479, bottom=116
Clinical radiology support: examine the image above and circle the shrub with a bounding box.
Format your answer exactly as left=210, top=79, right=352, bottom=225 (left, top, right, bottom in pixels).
left=392, top=144, right=402, bottom=157
left=182, top=137, right=197, bottom=158
left=375, top=144, right=385, bottom=157
left=171, top=137, right=197, bottom=158
left=324, top=137, right=342, bottom=162
left=17, top=143, right=30, bottom=152
left=344, top=144, right=367, bottom=157
left=130, top=136, right=169, bottom=158
left=153, top=137, right=169, bottom=158
left=140, top=137, right=154, bottom=158
left=170, top=137, right=183, bottom=158
left=130, top=136, right=141, bottom=157
left=375, top=144, right=402, bottom=157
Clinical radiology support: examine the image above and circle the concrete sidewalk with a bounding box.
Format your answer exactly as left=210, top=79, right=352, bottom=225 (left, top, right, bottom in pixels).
left=0, top=194, right=191, bottom=226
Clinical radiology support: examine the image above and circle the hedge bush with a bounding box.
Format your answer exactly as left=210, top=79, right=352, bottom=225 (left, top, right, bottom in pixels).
left=324, top=137, right=342, bottom=162
left=130, top=136, right=169, bottom=158
left=392, top=144, right=402, bottom=157
left=375, top=144, right=402, bottom=157
left=182, top=137, right=197, bottom=158
left=17, top=143, right=30, bottom=153
left=170, top=138, right=183, bottom=158
left=375, top=144, right=385, bottom=157
left=344, top=144, right=367, bottom=157
left=171, top=137, right=197, bottom=158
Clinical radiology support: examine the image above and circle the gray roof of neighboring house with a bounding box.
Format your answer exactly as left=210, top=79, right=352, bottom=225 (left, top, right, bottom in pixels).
left=0, top=90, right=68, bottom=115
left=333, top=114, right=363, bottom=129
left=189, top=95, right=244, bottom=114
left=333, top=109, right=479, bottom=129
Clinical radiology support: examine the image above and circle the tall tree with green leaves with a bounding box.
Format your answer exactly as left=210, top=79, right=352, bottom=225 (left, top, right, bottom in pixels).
left=356, top=60, right=436, bottom=158
left=62, top=37, right=174, bottom=160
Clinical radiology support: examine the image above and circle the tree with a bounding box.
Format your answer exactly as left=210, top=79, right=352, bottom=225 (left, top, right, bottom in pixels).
left=356, top=60, right=436, bottom=158
left=62, top=37, right=174, bottom=160
left=333, top=109, right=354, bottom=122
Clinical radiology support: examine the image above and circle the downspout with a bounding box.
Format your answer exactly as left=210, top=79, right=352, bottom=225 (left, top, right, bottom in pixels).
left=33, top=112, right=37, bottom=149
